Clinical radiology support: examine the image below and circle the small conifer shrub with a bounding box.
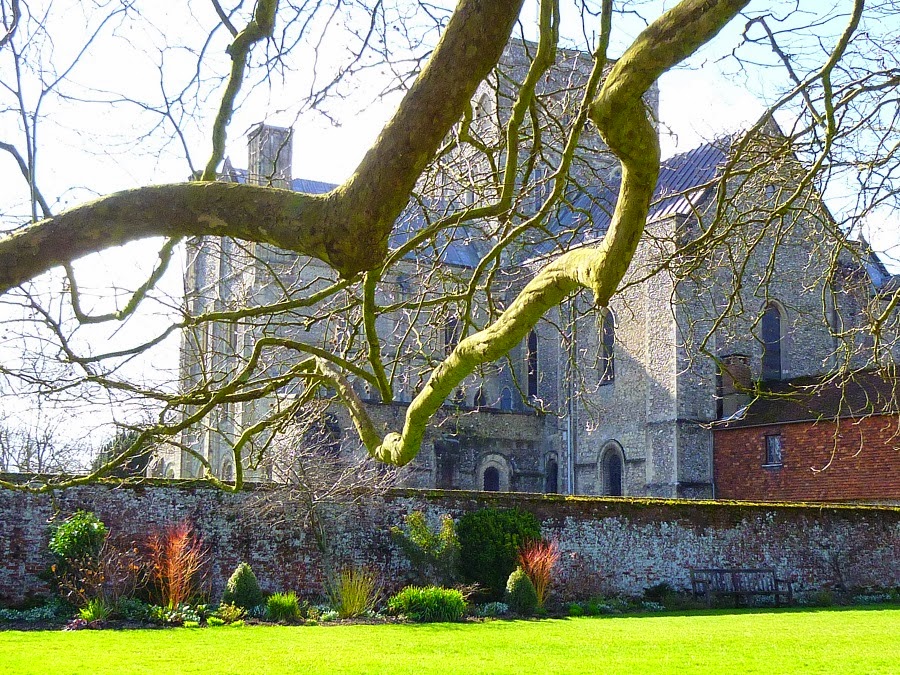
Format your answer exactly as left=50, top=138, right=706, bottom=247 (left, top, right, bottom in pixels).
left=221, top=562, right=264, bottom=609
left=506, top=567, right=538, bottom=616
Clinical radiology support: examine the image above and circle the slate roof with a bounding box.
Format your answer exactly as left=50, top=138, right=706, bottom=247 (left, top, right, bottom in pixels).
left=558, top=138, right=731, bottom=237
left=715, top=369, right=900, bottom=429
left=224, top=139, right=735, bottom=269
left=223, top=136, right=899, bottom=287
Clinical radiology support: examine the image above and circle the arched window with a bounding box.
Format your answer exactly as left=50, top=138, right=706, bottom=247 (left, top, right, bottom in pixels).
left=221, top=459, right=234, bottom=482
left=473, top=387, right=486, bottom=408
left=600, top=442, right=625, bottom=496
left=599, top=309, right=615, bottom=384
left=544, top=457, right=559, bottom=494
left=305, top=412, right=342, bottom=456
left=474, top=93, right=492, bottom=122
left=526, top=330, right=539, bottom=399
left=150, top=458, right=165, bottom=478
left=483, top=466, right=500, bottom=492
left=499, top=387, right=513, bottom=411
left=761, top=302, right=783, bottom=381
left=395, top=272, right=410, bottom=301
left=444, top=315, right=460, bottom=355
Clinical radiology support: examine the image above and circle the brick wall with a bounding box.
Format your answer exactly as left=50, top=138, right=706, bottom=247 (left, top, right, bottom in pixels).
left=1, top=484, right=898, bottom=606
left=714, top=416, right=900, bottom=502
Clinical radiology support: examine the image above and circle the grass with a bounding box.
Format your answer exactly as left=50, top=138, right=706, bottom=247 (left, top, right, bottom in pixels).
left=0, top=606, right=898, bottom=674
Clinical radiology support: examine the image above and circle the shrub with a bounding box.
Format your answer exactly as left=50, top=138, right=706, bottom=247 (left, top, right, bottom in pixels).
left=183, top=620, right=200, bottom=628
left=457, top=508, right=541, bottom=600
left=643, top=582, right=675, bottom=604
left=207, top=616, right=225, bottom=627
left=327, top=567, right=381, bottom=619
left=390, top=512, right=460, bottom=586
left=147, top=520, right=208, bottom=608
left=55, top=538, right=147, bottom=608
left=221, top=562, right=264, bottom=610
left=567, top=602, right=584, bottom=617
left=387, top=586, right=466, bottom=622
left=148, top=603, right=202, bottom=626
left=49, top=511, right=107, bottom=562
left=518, top=539, right=559, bottom=608
left=810, top=590, right=836, bottom=607
left=0, top=598, right=71, bottom=623
left=247, top=603, right=268, bottom=620
left=114, top=597, right=150, bottom=622
left=215, top=603, right=246, bottom=624
left=266, top=592, right=301, bottom=623
left=473, top=601, right=509, bottom=618
left=506, top=567, right=538, bottom=616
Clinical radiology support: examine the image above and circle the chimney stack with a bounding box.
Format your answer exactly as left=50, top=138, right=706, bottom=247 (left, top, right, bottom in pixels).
left=247, top=123, right=293, bottom=189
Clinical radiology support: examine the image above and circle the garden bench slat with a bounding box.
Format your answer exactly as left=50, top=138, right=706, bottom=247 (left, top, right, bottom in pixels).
left=689, top=567, right=793, bottom=607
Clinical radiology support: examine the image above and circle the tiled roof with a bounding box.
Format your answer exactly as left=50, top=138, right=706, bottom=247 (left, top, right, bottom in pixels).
left=715, top=369, right=900, bottom=429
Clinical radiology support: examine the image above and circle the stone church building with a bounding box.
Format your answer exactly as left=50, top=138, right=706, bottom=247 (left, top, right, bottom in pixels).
left=162, top=41, right=894, bottom=501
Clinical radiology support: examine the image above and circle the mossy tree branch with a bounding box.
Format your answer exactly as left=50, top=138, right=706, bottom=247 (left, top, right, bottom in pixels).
left=368, top=0, right=751, bottom=465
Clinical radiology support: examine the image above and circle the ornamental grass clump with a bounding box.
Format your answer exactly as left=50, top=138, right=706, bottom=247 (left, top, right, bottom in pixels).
left=327, top=567, right=381, bottom=619
left=387, top=586, right=466, bottom=623
left=506, top=567, right=538, bottom=616
left=221, top=562, right=264, bottom=610
left=518, top=539, right=560, bottom=609
left=266, top=592, right=302, bottom=623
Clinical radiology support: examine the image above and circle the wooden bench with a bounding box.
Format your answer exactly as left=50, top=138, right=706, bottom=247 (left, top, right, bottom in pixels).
left=690, top=568, right=793, bottom=607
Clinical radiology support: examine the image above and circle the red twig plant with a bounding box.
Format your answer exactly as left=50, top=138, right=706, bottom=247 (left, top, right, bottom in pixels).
left=518, top=539, right=560, bottom=609
left=147, top=520, right=209, bottom=608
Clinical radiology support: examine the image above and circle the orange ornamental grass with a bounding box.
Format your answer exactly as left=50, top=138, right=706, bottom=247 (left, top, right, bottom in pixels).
left=518, top=539, right=560, bottom=609
left=147, top=520, right=209, bottom=609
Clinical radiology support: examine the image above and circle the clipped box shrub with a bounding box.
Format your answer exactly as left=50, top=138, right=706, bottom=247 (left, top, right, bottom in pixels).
left=457, top=507, right=541, bottom=599
left=387, top=586, right=466, bottom=622
left=221, top=563, right=264, bottom=609
left=506, top=567, right=538, bottom=616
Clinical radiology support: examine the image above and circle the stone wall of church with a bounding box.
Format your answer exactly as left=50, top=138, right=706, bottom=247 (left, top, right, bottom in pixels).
left=1, top=484, right=898, bottom=607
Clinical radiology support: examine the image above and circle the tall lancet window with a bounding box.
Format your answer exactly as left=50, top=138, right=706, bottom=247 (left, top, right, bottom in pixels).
left=761, top=302, right=783, bottom=381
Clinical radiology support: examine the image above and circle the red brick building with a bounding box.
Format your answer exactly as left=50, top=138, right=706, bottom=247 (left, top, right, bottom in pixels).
left=713, top=371, right=900, bottom=503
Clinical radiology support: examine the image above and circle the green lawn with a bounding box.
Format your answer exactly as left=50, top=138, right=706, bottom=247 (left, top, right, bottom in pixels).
left=1, top=606, right=898, bottom=675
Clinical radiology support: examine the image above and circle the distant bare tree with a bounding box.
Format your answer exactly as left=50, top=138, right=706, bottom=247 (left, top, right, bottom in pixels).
left=0, top=412, right=87, bottom=474
left=253, top=401, right=401, bottom=577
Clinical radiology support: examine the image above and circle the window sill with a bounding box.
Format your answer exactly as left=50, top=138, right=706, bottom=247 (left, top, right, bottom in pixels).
left=762, top=463, right=783, bottom=469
